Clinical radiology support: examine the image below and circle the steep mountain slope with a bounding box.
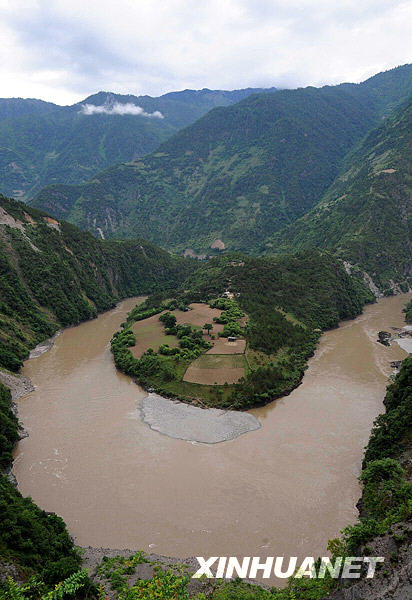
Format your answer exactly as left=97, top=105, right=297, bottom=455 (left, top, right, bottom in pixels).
left=0, top=194, right=195, bottom=372
left=270, top=98, right=412, bottom=291
left=31, top=65, right=412, bottom=254
left=0, top=87, right=274, bottom=199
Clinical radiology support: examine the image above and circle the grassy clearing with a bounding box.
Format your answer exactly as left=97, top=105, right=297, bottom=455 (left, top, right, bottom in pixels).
left=171, top=302, right=224, bottom=333
left=246, top=347, right=289, bottom=370
left=192, top=354, right=245, bottom=369
left=274, top=307, right=306, bottom=328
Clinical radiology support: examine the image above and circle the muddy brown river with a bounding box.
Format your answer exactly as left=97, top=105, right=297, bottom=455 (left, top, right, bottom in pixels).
left=13, top=294, right=410, bottom=574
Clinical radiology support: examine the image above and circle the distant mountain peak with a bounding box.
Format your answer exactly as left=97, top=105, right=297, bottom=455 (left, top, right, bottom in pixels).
left=0, top=85, right=275, bottom=199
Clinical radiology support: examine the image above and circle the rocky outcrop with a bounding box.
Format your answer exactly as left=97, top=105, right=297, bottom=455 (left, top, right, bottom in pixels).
left=0, top=370, right=34, bottom=401
left=325, top=522, right=412, bottom=600
left=378, top=331, right=392, bottom=346
left=342, top=262, right=383, bottom=298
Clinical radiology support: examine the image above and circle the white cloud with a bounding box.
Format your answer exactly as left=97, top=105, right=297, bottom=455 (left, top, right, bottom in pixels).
left=0, top=0, right=410, bottom=104
left=81, top=102, right=164, bottom=118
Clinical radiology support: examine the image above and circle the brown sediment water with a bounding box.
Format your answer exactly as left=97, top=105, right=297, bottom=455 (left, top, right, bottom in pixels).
left=13, top=294, right=410, bottom=577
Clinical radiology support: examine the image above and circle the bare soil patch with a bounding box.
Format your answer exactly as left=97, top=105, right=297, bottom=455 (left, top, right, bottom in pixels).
left=210, top=238, right=225, bottom=250
left=130, top=304, right=225, bottom=359
left=171, top=303, right=223, bottom=332
left=130, top=313, right=179, bottom=358
left=206, top=338, right=246, bottom=354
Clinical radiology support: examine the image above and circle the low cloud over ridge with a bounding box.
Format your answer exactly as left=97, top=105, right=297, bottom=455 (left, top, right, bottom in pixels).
left=81, top=102, right=164, bottom=118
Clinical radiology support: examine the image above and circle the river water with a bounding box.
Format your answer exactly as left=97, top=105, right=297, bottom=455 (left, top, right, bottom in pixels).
left=13, top=293, right=410, bottom=574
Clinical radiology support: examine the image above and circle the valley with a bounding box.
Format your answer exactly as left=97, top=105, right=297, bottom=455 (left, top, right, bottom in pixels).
left=0, top=61, right=411, bottom=600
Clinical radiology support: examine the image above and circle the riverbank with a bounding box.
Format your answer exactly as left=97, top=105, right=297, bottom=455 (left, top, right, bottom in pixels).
left=28, top=330, right=62, bottom=359
left=0, top=331, right=62, bottom=405
left=81, top=546, right=206, bottom=599
left=81, top=545, right=270, bottom=598
left=0, top=369, right=34, bottom=402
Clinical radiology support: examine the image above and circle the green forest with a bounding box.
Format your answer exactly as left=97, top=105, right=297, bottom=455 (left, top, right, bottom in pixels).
left=0, top=195, right=195, bottom=372
left=0, top=88, right=272, bottom=200
left=31, top=65, right=412, bottom=277
left=272, top=98, right=412, bottom=291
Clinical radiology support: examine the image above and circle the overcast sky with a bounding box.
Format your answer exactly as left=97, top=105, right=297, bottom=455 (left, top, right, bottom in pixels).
left=0, top=0, right=411, bottom=105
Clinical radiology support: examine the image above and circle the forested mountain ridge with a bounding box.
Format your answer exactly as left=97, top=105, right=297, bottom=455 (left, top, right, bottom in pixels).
left=0, top=194, right=195, bottom=372
left=0, top=98, right=57, bottom=121
left=0, top=86, right=274, bottom=200
left=31, top=64, right=412, bottom=256
left=79, top=86, right=277, bottom=129
left=270, top=98, right=412, bottom=292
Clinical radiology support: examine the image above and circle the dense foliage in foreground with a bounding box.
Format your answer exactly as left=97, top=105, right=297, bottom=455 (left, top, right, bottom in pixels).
left=0, top=195, right=195, bottom=371
left=111, top=251, right=373, bottom=409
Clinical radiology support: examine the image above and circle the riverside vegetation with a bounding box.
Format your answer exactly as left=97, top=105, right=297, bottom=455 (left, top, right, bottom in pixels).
left=2, top=357, right=410, bottom=599
left=404, top=299, right=412, bottom=323
left=111, top=252, right=373, bottom=409
left=0, top=194, right=194, bottom=372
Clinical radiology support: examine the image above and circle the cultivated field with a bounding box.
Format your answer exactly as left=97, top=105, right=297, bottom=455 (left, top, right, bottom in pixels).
left=131, top=302, right=247, bottom=387
left=183, top=354, right=246, bottom=385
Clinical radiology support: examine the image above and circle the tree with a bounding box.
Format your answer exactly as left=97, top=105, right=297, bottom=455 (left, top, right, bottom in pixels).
left=203, top=323, right=213, bottom=336
left=159, top=312, right=177, bottom=329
